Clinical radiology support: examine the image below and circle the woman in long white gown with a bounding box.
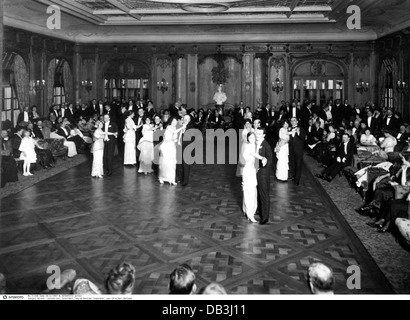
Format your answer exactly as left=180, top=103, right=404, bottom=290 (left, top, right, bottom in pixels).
left=242, top=132, right=266, bottom=223
left=123, top=111, right=140, bottom=166
left=236, top=119, right=253, bottom=177
left=137, top=117, right=155, bottom=174
left=91, top=121, right=104, bottom=178
left=158, top=117, right=182, bottom=185
left=275, top=120, right=291, bottom=182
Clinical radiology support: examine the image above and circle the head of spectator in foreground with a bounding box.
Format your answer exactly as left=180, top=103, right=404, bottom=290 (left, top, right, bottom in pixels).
left=307, top=263, right=335, bottom=295
left=201, top=282, right=227, bottom=295
left=169, top=264, right=196, bottom=294
left=105, top=262, right=136, bottom=295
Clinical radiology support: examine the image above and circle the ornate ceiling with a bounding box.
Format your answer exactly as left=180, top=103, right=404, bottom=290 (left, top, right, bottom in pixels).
left=3, top=0, right=410, bottom=43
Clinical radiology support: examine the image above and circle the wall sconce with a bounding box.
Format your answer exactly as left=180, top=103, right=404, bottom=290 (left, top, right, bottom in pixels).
left=356, top=79, right=369, bottom=94
left=31, top=80, right=46, bottom=93
left=157, top=78, right=169, bottom=94
left=272, top=78, right=284, bottom=94
left=397, top=80, right=408, bottom=95
left=81, top=80, right=93, bottom=92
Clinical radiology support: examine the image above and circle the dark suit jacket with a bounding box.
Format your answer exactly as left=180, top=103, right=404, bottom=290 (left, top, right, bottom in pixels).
left=209, top=114, right=223, bottom=128
left=233, top=108, right=245, bottom=129
left=289, top=126, right=306, bottom=154
left=382, top=116, right=400, bottom=133
left=33, top=125, right=44, bottom=139
left=258, top=108, right=270, bottom=128
left=57, top=126, right=71, bottom=139
left=362, top=117, right=378, bottom=134
left=257, top=139, right=273, bottom=175
left=17, top=111, right=32, bottom=124
left=11, top=134, right=22, bottom=158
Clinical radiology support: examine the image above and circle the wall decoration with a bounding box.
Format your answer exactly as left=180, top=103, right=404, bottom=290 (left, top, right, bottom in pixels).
left=354, top=56, right=370, bottom=71
left=311, top=61, right=326, bottom=76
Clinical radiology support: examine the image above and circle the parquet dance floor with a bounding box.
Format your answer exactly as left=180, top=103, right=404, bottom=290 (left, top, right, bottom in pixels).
left=0, top=153, right=393, bottom=294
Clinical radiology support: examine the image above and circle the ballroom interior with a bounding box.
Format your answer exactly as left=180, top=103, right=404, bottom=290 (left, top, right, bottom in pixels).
left=1, top=0, right=410, bottom=295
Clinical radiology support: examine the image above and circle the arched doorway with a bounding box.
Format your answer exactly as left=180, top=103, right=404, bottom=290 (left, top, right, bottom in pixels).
left=292, top=60, right=346, bottom=107
left=103, top=59, right=150, bottom=102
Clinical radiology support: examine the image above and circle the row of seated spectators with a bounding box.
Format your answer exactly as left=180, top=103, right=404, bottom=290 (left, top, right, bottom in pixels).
left=0, top=261, right=336, bottom=295
left=305, top=102, right=410, bottom=250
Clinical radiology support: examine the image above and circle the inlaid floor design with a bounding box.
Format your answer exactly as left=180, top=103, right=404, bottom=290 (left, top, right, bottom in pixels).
left=0, top=157, right=393, bottom=294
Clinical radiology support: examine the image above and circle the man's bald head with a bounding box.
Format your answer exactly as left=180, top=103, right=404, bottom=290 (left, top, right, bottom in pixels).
left=308, top=263, right=334, bottom=294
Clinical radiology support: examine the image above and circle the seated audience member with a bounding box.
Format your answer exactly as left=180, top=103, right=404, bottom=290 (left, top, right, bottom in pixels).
left=357, top=155, right=410, bottom=218
left=1, top=130, right=18, bottom=187
left=367, top=193, right=410, bottom=234
left=50, top=127, right=77, bottom=158
left=57, top=120, right=85, bottom=152
left=379, top=129, right=397, bottom=159
left=395, top=125, right=410, bottom=152
left=360, top=127, right=377, bottom=146
left=31, top=105, right=41, bottom=121
left=0, top=273, right=5, bottom=294
left=200, top=282, right=227, bottom=295
left=104, top=263, right=136, bottom=295
left=314, top=124, right=338, bottom=166
left=33, top=119, right=45, bottom=139
left=169, top=264, right=197, bottom=294
left=316, top=133, right=356, bottom=182
left=307, top=263, right=334, bottom=295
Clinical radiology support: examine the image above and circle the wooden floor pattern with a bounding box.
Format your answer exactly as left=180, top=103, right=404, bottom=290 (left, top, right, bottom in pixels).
left=0, top=155, right=394, bottom=294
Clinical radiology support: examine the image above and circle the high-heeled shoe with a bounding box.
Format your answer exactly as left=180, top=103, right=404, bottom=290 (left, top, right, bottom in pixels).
left=170, top=181, right=177, bottom=186
left=159, top=180, right=164, bottom=184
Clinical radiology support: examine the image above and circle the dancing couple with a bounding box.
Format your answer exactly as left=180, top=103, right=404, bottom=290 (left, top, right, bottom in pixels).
left=274, top=117, right=306, bottom=186
left=91, top=114, right=118, bottom=178
left=158, top=115, right=193, bottom=186
left=241, top=128, right=273, bottom=225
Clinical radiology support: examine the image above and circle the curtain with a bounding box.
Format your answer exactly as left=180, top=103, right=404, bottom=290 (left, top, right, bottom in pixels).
left=378, top=64, right=386, bottom=107
left=47, top=59, right=56, bottom=108
left=392, top=58, right=399, bottom=111
left=13, top=55, right=29, bottom=109
left=63, top=61, right=73, bottom=102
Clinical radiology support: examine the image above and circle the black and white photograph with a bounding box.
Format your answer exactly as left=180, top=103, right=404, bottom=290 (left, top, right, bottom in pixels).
left=1, top=0, right=410, bottom=299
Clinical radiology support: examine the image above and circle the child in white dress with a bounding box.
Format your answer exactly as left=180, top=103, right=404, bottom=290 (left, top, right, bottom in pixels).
left=19, top=129, right=37, bottom=176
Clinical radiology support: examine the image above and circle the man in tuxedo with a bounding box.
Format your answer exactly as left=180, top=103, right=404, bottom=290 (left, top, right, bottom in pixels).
left=288, top=117, right=306, bottom=186
left=57, top=121, right=84, bottom=152
left=33, top=120, right=45, bottom=139
left=146, top=101, right=156, bottom=119
left=395, top=125, right=410, bottom=152
left=233, top=104, right=245, bottom=132
left=66, top=103, right=77, bottom=124
left=11, top=126, right=24, bottom=158
left=382, top=109, right=400, bottom=134
left=89, top=99, right=98, bottom=115
left=17, top=106, right=32, bottom=124
left=103, top=114, right=118, bottom=176
left=258, top=104, right=270, bottom=128
left=176, top=115, right=195, bottom=187
left=302, top=102, right=314, bottom=129
left=105, top=104, right=117, bottom=124
left=255, top=128, right=273, bottom=225
left=316, top=133, right=356, bottom=182
left=363, top=110, right=378, bottom=134
left=280, top=101, right=291, bottom=118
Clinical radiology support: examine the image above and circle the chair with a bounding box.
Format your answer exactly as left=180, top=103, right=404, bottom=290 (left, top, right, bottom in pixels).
left=45, top=138, right=68, bottom=161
